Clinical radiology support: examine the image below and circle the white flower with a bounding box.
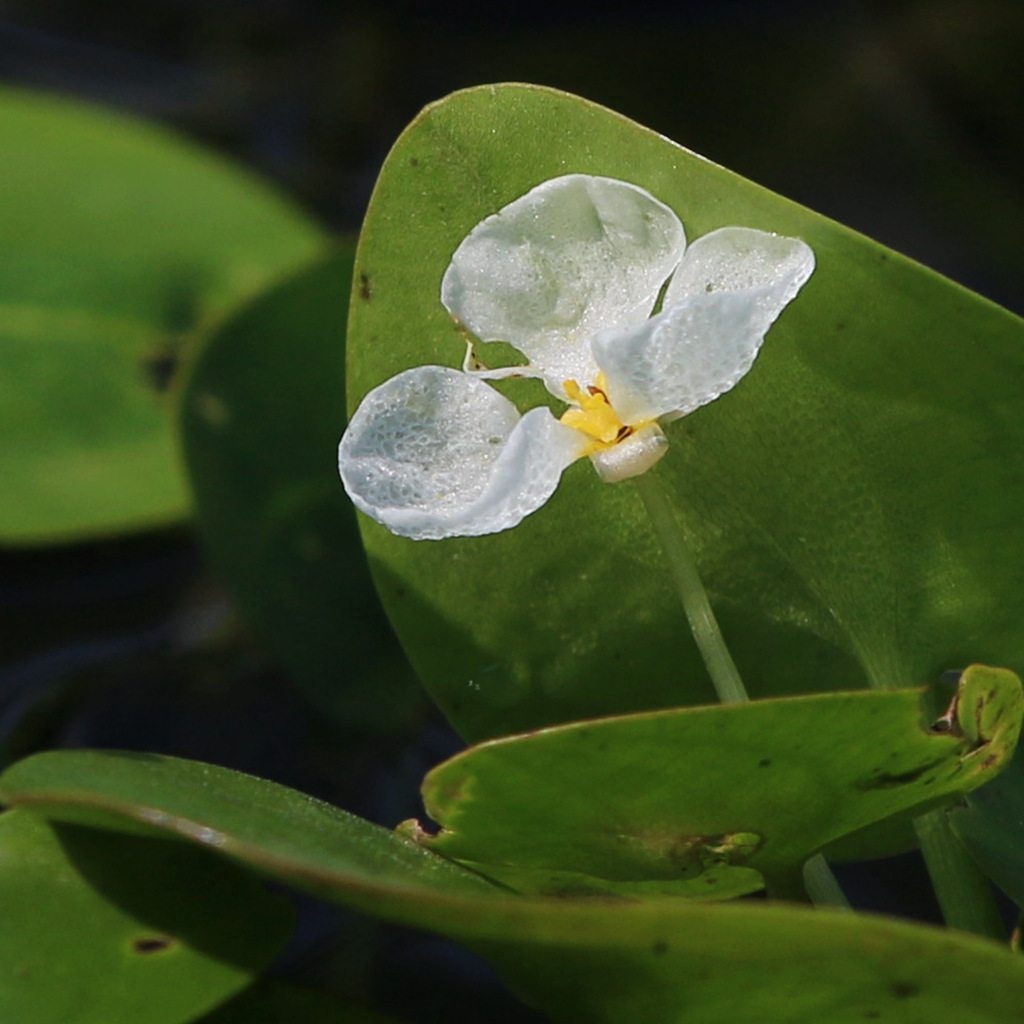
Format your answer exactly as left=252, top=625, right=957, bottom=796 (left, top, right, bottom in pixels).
left=339, top=174, right=814, bottom=541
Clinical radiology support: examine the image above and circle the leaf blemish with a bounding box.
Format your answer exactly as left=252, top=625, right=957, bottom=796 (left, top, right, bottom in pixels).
left=890, top=981, right=919, bottom=1000
left=133, top=935, right=174, bottom=955
left=360, top=272, right=372, bottom=301
left=856, top=757, right=946, bottom=789
left=143, top=341, right=182, bottom=394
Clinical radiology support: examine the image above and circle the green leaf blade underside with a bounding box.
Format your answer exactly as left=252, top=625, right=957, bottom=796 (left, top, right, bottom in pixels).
left=346, top=83, right=1024, bottom=743
left=419, top=677, right=1022, bottom=888
left=0, top=808, right=292, bottom=1024
left=0, top=87, right=327, bottom=544
left=179, top=248, right=421, bottom=729
left=4, top=752, right=1024, bottom=1023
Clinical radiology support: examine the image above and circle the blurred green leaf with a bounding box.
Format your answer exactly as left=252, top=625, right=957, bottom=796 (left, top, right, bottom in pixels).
left=5, top=751, right=1024, bottom=1023
left=179, top=248, right=419, bottom=729
left=0, top=87, right=326, bottom=545
left=0, top=807, right=292, bottom=1024
left=346, top=83, right=1024, bottom=743
left=419, top=676, right=1022, bottom=893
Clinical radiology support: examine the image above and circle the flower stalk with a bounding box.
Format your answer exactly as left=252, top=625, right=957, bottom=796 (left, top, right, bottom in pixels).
left=913, top=808, right=1005, bottom=939
left=633, top=471, right=747, bottom=705
left=635, top=469, right=851, bottom=911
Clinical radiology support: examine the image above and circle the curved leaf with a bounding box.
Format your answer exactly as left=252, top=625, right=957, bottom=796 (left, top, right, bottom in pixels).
left=418, top=676, right=1022, bottom=891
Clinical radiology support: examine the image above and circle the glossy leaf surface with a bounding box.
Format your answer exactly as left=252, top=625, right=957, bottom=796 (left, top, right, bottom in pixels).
left=0, top=808, right=292, bottom=1024
left=179, top=249, right=420, bottom=728
left=4, top=751, right=1024, bottom=1023
left=346, top=83, right=1024, bottom=742
left=0, top=87, right=325, bottom=544
left=419, top=675, right=1022, bottom=890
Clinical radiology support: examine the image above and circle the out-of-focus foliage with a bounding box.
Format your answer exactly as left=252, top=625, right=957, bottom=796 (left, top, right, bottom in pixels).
left=0, top=808, right=293, bottom=1024
left=179, top=248, right=421, bottom=729
left=0, top=87, right=326, bottom=545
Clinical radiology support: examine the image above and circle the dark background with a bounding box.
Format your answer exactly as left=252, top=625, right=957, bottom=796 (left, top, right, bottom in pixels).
left=1, top=1, right=1022, bottom=1019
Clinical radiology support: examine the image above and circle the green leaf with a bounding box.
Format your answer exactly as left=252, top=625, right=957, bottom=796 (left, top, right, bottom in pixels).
left=178, top=248, right=420, bottom=729
left=0, top=808, right=292, bottom=1024
left=0, top=87, right=326, bottom=545
left=4, top=752, right=1024, bottom=1023
left=346, top=83, right=1024, bottom=742
left=417, top=677, right=1022, bottom=892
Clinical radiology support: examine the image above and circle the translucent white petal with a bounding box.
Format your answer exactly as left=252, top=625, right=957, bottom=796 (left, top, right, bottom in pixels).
left=441, top=174, right=686, bottom=399
left=663, top=227, right=815, bottom=334
left=338, top=366, right=586, bottom=540
left=595, top=228, right=815, bottom=424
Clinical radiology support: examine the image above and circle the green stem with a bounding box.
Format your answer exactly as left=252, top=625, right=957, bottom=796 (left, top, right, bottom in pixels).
left=913, top=808, right=1005, bottom=940
left=634, top=473, right=748, bottom=705
left=804, top=853, right=852, bottom=911
left=635, top=472, right=851, bottom=911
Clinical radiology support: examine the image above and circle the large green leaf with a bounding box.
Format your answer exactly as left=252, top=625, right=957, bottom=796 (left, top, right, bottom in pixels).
left=418, top=673, right=1023, bottom=893
left=0, top=808, right=292, bottom=1024
left=178, top=249, right=420, bottom=728
left=0, top=87, right=326, bottom=544
left=345, top=83, right=1024, bottom=742
left=5, top=751, right=1024, bottom=1023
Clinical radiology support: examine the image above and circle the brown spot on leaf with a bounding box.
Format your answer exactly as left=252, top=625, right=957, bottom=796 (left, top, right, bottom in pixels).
left=890, top=981, right=919, bottom=1000
left=359, top=273, right=372, bottom=301
left=143, top=343, right=181, bottom=394
left=134, top=936, right=174, bottom=954
left=652, top=939, right=669, bottom=955
left=856, top=759, right=946, bottom=790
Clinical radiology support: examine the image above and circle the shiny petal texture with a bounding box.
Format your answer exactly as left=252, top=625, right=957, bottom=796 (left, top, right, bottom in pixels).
left=594, top=228, right=815, bottom=424
left=441, top=174, right=686, bottom=398
left=339, top=366, right=585, bottom=540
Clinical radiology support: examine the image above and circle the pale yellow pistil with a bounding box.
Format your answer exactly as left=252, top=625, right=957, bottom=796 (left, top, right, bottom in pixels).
left=559, top=373, right=633, bottom=454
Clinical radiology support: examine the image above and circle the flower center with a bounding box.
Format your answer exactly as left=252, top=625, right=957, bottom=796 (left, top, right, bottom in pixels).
left=559, top=373, right=633, bottom=451
left=559, top=372, right=668, bottom=483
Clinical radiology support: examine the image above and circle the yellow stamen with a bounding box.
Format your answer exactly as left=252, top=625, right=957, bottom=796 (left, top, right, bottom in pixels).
left=560, top=374, right=632, bottom=452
